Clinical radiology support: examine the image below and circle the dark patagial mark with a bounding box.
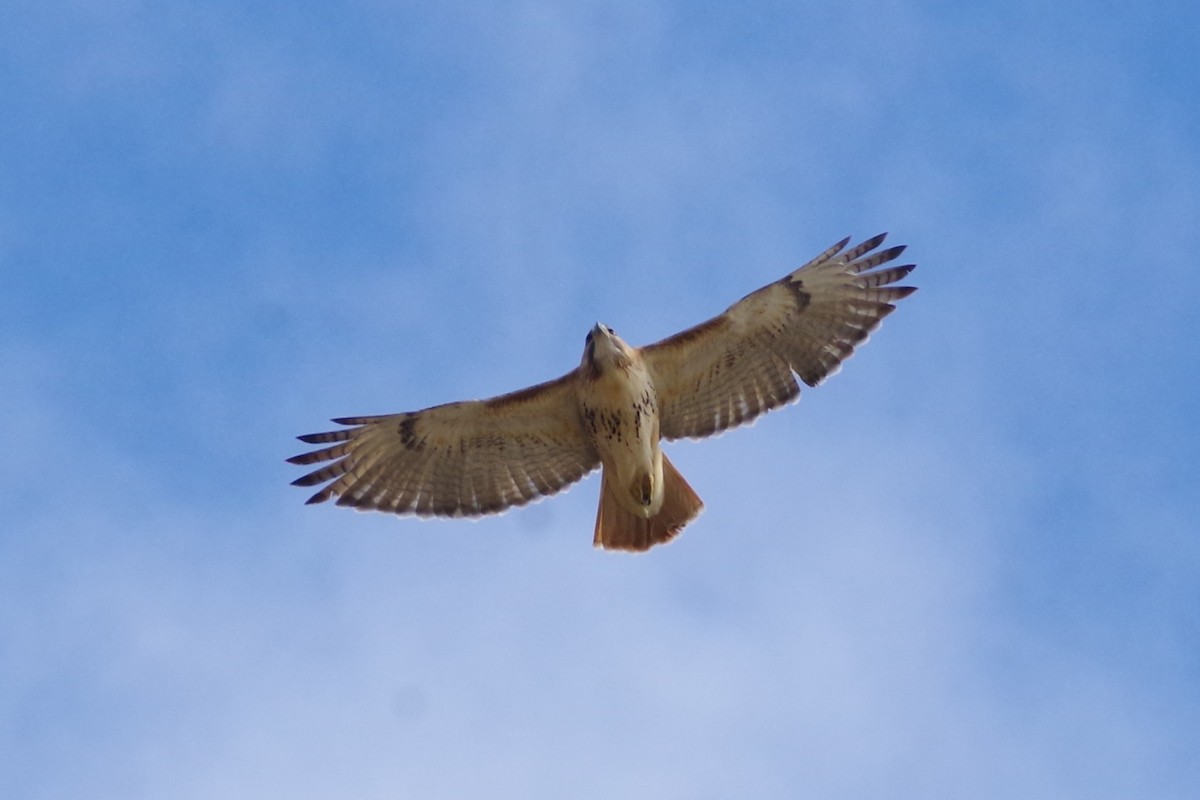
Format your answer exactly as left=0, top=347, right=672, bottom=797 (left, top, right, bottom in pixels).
left=788, top=280, right=812, bottom=311
left=397, top=416, right=426, bottom=451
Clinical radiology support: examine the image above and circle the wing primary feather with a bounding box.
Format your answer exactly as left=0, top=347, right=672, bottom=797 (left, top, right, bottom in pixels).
left=296, top=428, right=356, bottom=445
left=840, top=232, right=888, bottom=262
left=334, top=456, right=390, bottom=509
left=808, top=235, right=853, bottom=266
left=287, top=442, right=352, bottom=466
left=848, top=245, right=906, bottom=273
left=857, top=264, right=915, bottom=288
left=291, top=462, right=346, bottom=487
left=305, top=486, right=336, bottom=504
left=874, top=286, right=917, bottom=302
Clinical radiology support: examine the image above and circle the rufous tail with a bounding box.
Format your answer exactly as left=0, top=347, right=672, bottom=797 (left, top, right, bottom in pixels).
left=593, top=454, right=704, bottom=552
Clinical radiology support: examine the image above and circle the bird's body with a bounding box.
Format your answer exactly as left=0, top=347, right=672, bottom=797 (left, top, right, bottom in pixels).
left=577, top=327, right=663, bottom=516
left=575, top=324, right=703, bottom=549
left=290, top=234, right=916, bottom=551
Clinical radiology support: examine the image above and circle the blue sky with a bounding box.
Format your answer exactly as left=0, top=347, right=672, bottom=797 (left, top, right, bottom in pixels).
left=2, top=1, right=1198, bottom=797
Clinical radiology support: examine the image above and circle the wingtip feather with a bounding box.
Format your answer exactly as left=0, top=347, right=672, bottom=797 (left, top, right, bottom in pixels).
left=862, top=232, right=888, bottom=250
left=296, top=432, right=329, bottom=444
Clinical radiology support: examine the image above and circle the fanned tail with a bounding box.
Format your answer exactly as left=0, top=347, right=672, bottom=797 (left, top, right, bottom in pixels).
left=593, top=454, right=704, bottom=552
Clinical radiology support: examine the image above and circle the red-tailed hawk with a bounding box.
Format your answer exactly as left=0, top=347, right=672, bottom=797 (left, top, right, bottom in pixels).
left=289, top=234, right=916, bottom=551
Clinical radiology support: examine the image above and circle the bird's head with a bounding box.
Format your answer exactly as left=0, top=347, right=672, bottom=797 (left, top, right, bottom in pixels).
left=581, top=323, right=634, bottom=376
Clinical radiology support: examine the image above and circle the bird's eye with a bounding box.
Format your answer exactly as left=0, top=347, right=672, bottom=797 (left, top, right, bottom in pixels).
left=585, top=331, right=593, bottom=343
left=605, top=325, right=615, bottom=334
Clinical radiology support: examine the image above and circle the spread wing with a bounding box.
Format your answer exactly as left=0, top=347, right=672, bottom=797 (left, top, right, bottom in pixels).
left=288, top=371, right=600, bottom=517
left=642, top=233, right=916, bottom=440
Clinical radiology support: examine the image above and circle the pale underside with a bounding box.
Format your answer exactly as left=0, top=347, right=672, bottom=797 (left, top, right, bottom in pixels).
left=289, top=233, right=915, bottom=522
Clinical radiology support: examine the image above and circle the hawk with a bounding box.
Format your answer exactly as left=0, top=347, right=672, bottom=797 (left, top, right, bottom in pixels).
left=289, top=234, right=916, bottom=551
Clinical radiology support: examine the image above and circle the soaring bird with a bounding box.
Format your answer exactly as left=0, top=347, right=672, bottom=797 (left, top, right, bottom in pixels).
left=289, top=234, right=916, bottom=551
